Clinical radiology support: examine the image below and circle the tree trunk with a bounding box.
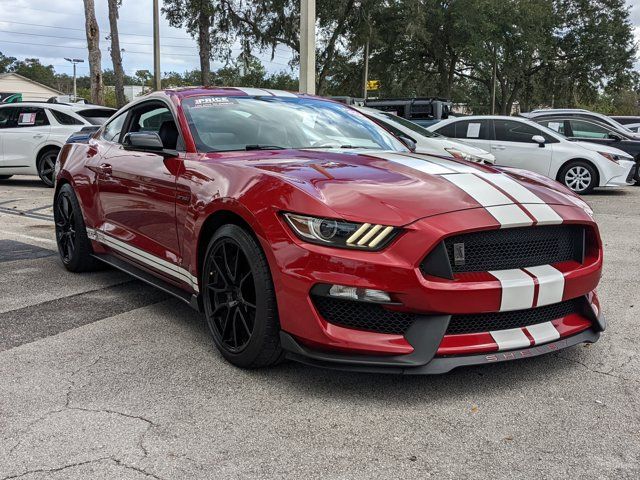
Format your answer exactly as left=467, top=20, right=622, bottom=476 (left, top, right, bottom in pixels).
left=198, top=5, right=212, bottom=85
left=108, top=0, right=126, bottom=108
left=83, top=0, right=104, bottom=105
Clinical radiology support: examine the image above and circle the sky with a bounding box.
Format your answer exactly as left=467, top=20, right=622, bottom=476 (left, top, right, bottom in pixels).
left=0, top=0, right=638, bottom=79
left=0, top=0, right=296, bottom=78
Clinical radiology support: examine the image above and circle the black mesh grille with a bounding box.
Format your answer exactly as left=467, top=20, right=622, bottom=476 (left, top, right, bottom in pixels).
left=446, top=298, right=584, bottom=335
left=442, top=225, right=584, bottom=273
left=312, top=295, right=416, bottom=335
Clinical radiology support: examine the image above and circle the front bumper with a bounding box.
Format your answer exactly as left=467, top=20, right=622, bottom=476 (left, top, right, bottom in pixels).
left=269, top=205, right=603, bottom=373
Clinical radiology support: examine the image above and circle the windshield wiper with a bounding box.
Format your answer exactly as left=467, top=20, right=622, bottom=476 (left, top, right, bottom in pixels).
left=244, top=144, right=286, bottom=151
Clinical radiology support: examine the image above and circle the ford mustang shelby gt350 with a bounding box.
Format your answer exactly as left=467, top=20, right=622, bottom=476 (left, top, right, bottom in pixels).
left=54, top=88, right=605, bottom=373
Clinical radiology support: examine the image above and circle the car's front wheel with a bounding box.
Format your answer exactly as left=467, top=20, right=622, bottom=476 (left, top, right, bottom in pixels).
left=202, top=224, right=283, bottom=368
left=37, top=148, right=59, bottom=187
left=54, top=183, right=101, bottom=272
left=559, top=161, right=598, bottom=194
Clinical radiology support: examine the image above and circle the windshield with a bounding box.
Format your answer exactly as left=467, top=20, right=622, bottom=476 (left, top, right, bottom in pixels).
left=182, top=96, right=407, bottom=153
left=374, top=111, right=440, bottom=138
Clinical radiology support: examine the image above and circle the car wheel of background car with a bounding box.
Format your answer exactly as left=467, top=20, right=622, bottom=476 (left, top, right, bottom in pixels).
left=54, top=183, right=101, bottom=272
left=559, top=161, right=598, bottom=194
left=202, top=224, right=283, bottom=368
left=37, top=148, right=60, bottom=188
left=0, top=175, right=13, bottom=180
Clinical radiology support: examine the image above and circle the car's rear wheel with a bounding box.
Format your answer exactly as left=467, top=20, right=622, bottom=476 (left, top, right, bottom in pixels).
left=0, top=175, right=13, bottom=180
left=202, top=225, right=283, bottom=368
left=559, top=161, right=598, bottom=194
left=54, top=183, right=101, bottom=272
left=37, top=148, right=59, bottom=187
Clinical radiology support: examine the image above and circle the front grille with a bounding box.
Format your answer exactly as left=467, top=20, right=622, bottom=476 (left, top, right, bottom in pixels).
left=441, top=225, right=584, bottom=274
left=446, top=298, right=583, bottom=335
left=312, top=295, right=416, bottom=335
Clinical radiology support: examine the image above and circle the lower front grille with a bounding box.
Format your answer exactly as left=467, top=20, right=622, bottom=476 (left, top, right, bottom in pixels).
left=312, top=295, right=416, bottom=335
left=446, top=298, right=584, bottom=335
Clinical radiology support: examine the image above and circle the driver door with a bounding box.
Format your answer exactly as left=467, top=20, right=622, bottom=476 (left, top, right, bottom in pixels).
left=94, top=100, right=185, bottom=286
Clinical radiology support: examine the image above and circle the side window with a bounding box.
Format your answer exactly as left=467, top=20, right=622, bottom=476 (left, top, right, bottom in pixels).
left=136, top=107, right=173, bottom=133
left=494, top=120, right=546, bottom=143
left=454, top=120, right=489, bottom=140
left=539, top=120, right=565, bottom=135
left=102, top=112, right=128, bottom=143
left=49, top=109, right=84, bottom=126
left=15, top=107, right=49, bottom=128
left=569, top=120, right=610, bottom=139
left=126, top=102, right=182, bottom=150
left=0, top=107, right=17, bottom=129
left=435, top=122, right=455, bottom=137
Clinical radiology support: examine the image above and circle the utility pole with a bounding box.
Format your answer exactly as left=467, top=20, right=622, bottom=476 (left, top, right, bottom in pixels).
left=153, top=0, right=161, bottom=91
left=491, top=45, right=497, bottom=115
left=299, top=0, right=316, bottom=94
left=64, top=58, right=84, bottom=102
left=362, top=40, right=369, bottom=100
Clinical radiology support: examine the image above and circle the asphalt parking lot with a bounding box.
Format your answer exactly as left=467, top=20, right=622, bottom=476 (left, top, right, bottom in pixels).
left=0, top=176, right=639, bottom=480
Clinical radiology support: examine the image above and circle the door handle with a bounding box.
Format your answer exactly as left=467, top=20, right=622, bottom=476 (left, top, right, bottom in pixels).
left=32, top=134, right=44, bottom=139
left=492, top=145, right=506, bottom=150
left=96, top=163, right=112, bottom=175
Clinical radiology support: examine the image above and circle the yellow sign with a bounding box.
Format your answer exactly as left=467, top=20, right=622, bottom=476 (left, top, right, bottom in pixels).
left=367, top=80, right=380, bottom=91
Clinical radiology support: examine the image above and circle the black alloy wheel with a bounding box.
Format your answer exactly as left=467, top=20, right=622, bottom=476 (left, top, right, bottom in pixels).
left=53, top=184, right=101, bottom=272
left=202, top=225, right=283, bottom=368
left=55, top=191, right=77, bottom=263
left=38, top=150, right=58, bottom=187
left=206, top=238, right=257, bottom=352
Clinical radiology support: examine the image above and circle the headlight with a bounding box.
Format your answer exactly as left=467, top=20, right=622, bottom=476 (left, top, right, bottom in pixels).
left=597, top=151, right=620, bottom=164
left=445, top=148, right=486, bottom=164
left=283, top=213, right=399, bottom=250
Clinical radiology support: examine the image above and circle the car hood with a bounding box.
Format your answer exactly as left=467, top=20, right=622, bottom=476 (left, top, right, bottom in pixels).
left=217, top=149, right=589, bottom=226
left=571, top=141, right=634, bottom=158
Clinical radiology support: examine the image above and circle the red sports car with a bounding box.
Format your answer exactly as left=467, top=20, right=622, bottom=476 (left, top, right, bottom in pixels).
left=54, top=88, right=605, bottom=373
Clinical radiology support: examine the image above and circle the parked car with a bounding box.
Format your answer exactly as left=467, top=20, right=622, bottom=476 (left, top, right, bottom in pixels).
left=522, top=109, right=640, bottom=139
left=428, top=115, right=635, bottom=194
left=365, top=97, right=452, bottom=127
left=528, top=115, right=640, bottom=185
left=0, top=102, right=115, bottom=186
left=54, top=87, right=605, bottom=373
left=353, top=106, right=495, bottom=164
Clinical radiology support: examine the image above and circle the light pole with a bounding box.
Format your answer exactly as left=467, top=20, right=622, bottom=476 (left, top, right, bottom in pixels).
left=64, top=58, right=84, bottom=102
left=153, top=0, right=161, bottom=91
left=299, top=0, right=316, bottom=94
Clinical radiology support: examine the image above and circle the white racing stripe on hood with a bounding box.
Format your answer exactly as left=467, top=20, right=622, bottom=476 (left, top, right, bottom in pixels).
left=400, top=152, right=479, bottom=173
left=485, top=205, right=533, bottom=228
left=442, top=173, right=511, bottom=206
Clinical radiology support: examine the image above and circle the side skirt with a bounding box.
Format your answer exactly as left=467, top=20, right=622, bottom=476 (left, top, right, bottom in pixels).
left=92, top=253, right=202, bottom=312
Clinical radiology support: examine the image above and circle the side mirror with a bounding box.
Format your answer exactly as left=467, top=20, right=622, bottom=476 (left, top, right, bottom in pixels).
left=532, top=135, right=546, bottom=148
left=398, top=135, right=417, bottom=152
left=123, top=132, right=177, bottom=157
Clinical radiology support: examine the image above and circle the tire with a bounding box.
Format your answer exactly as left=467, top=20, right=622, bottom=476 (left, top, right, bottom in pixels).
left=37, top=148, right=59, bottom=188
left=558, top=161, right=598, bottom=194
left=0, top=175, right=12, bottom=180
left=54, top=183, right=101, bottom=272
left=202, top=224, right=283, bottom=368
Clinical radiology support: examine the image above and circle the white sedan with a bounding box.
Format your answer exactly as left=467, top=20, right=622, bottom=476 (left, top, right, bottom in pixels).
left=354, top=106, right=495, bottom=164
left=0, top=102, right=114, bottom=187
left=429, top=115, right=635, bottom=194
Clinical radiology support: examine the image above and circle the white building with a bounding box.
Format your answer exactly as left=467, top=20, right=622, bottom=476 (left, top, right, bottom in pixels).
left=0, top=73, right=63, bottom=102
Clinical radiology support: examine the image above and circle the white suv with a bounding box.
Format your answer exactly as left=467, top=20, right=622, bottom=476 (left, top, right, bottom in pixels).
left=0, top=102, right=115, bottom=187
left=429, top=115, right=636, bottom=194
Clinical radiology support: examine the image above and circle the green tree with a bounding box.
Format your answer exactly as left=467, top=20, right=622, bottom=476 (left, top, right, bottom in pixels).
left=0, top=51, right=16, bottom=74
